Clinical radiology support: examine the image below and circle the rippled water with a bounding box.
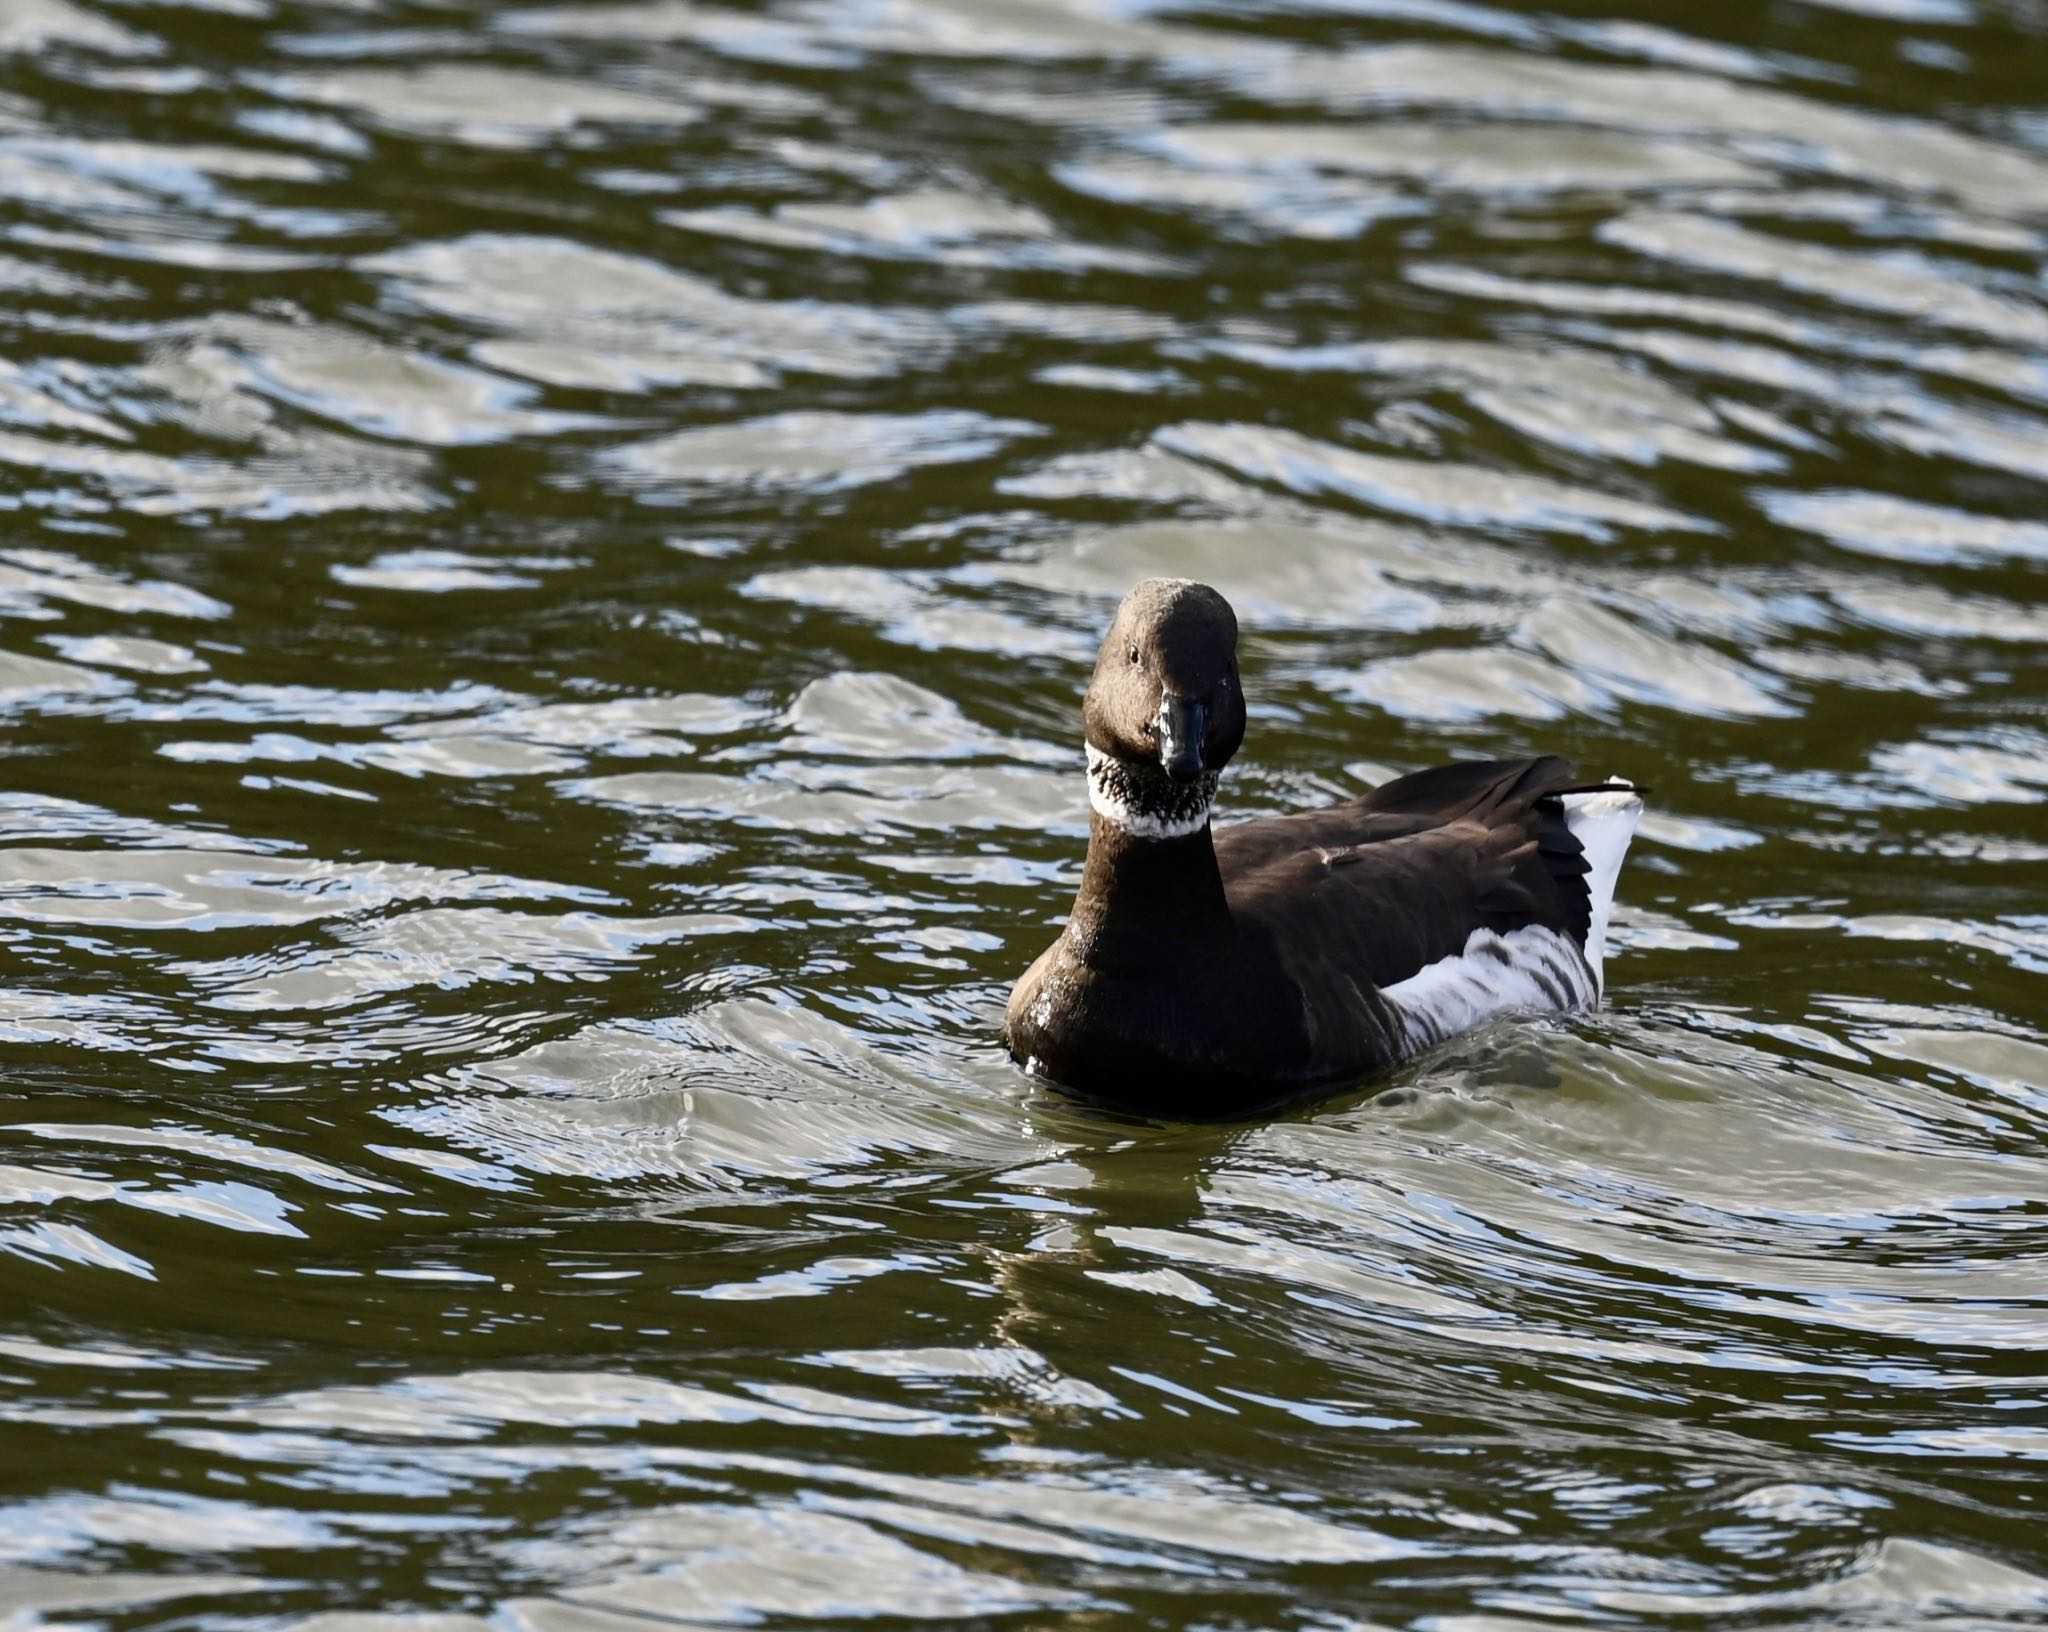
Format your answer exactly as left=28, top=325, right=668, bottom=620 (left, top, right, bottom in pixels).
left=2, top=0, right=2046, bottom=1626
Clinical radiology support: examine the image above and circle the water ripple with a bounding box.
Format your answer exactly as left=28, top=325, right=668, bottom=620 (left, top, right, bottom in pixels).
left=0, top=0, right=2044, bottom=1624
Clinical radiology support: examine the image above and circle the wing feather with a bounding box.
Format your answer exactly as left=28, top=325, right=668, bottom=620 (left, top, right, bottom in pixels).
left=1215, top=757, right=1597, bottom=991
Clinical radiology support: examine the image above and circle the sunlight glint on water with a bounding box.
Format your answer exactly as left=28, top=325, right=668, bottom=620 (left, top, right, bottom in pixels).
left=0, top=0, right=2044, bottom=1627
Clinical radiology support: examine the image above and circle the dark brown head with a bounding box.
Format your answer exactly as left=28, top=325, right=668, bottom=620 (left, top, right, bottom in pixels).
left=1081, top=579, right=1245, bottom=837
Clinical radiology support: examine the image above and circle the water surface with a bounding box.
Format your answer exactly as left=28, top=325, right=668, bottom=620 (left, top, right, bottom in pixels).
left=1, top=0, right=2046, bottom=1627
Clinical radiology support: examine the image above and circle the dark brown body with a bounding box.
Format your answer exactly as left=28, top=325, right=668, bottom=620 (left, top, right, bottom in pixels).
left=1004, top=757, right=1602, bottom=1118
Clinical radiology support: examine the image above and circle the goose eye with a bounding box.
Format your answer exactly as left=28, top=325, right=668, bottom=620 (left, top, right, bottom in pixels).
left=1127, top=644, right=1140, bottom=666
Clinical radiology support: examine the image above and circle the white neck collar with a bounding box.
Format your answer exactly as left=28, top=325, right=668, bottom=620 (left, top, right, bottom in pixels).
left=1085, top=742, right=1214, bottom=839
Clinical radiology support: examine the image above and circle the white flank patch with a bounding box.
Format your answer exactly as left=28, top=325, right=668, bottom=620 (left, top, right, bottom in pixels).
left=1084, top=743, right=1212, bottom=839
left=1381, top=924, right=1600, bottom=1052
left=1561, top=777, right=1643, bottom=992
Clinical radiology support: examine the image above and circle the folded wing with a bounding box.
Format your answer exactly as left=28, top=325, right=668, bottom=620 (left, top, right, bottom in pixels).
left=1216, top=756, right=1609, bottom=993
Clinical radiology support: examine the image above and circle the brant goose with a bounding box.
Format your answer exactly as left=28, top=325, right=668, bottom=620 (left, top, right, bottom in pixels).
left=1004, top=577, right=1642, bottom=1117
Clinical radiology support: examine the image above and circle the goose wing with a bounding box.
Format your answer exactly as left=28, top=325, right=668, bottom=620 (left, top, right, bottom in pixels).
left=1214, top=757, right=1599, bottom=992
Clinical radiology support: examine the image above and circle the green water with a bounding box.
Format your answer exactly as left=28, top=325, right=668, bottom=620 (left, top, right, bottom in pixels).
left=0, top=0, right=2045, bottom=1626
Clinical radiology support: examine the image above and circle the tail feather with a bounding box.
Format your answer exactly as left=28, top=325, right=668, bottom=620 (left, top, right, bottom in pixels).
left=1559, top=778, right=1644, bottom=993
